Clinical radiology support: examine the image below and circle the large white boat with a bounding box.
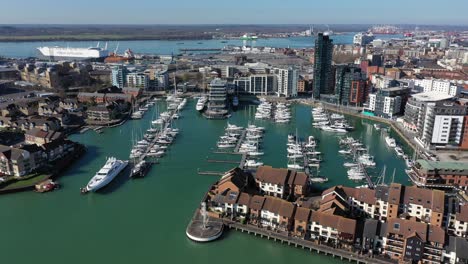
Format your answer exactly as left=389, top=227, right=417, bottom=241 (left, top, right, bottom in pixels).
left=81, top=157, right=128, bottom=193
left=37, top=44, right=109, bottom=61
left=196, top=96, right=207, bottom=112
left=385, top=136, right=397, bottom=148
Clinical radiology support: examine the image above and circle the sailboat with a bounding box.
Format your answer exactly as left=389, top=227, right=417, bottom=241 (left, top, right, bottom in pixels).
left=287, top=129, right=304, bottom=170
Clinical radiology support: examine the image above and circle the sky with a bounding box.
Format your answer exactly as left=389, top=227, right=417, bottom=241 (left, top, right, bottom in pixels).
left=1, top=0, right=467, bottom=25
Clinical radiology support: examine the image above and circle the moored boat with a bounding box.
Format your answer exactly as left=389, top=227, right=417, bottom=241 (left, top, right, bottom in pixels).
left=81, top=157, right=128, bottom=193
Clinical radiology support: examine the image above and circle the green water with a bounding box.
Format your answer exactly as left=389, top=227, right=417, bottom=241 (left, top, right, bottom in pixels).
left=0, top=100, right=409, bottom=264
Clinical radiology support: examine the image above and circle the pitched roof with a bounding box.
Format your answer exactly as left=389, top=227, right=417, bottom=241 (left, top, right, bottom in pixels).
left=223, top=190, right=240, bottom=205
left=255, top=165, right=290, bottom=186
left=262, top=196, right=295, bottom=218
left=311, top=211, right=356, bottom=235
left=216, top=167, right=254, bottom=193
left=25, top=128, right=62, bottom=141
left=428, top=225, right=445, bottom=244
left=363, top=219, right=379, bottom=238
left=456, top=204, right=468, bottom=222
left=237, top=192, right=251, bottom=206
left=386, top=218, right=428, bottom=242
left=288, top=171, right=308, bottom=186
left=375, top=185, right=389, bottom=202
left=353, top=188, right=377, bottom=205
left=295, top=207, right=311, bottom=222
left=388, top=183, right=403, bottom=205
left=249, top=195, right=265, bottom=211
left=322, top=185, right=354, bottom=202
left=403, top=186, right=444, bottom=213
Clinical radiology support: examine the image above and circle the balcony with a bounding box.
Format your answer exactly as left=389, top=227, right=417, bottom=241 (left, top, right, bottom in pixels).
left=385, top=245, right=403, bottom=254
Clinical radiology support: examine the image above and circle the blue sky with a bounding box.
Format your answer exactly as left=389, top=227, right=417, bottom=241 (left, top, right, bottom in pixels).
left=1, top=0, right=467, bottom=25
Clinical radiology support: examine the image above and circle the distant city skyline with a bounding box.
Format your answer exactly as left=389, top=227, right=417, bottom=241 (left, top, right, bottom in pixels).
left=1, top=0, right=468, bottom=25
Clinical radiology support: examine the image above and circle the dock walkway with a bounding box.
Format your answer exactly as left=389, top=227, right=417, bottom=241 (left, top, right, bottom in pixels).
left=233, top=130, right=247, bottom=153
left=224, top=221, right=395, bottom=264
left=139, top=108, right=176, bottom=162
left=360, top=163, right=375, bottom=189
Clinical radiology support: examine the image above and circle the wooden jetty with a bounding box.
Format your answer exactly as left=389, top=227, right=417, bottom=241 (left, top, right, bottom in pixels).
left=239, top=153, right=247, bottom=169
left=212, top=151, right=242, bottom=155
left=197, top=171, right=226, bottom=176
left=233, top=130, right=247, bottom=153
left=360, top=163, right=375, bottom=189
left=206, top=159, right=240, bottom=164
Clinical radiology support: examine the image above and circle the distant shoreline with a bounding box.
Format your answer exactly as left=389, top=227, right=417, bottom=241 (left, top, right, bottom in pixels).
left=0, top=35, right=217, bottom=42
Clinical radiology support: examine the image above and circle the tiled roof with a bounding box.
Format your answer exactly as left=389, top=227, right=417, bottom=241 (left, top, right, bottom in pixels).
left=403, top=186, right=444, bottom=213
left=456, top=204, right=468, bottom=222
left=294, top=207, right=311, bottom=222
left=311, top=211, right=356, bottom=235
left=249, top=195, right=265, bottom=211
left=255, top=166, right=290, bottom=186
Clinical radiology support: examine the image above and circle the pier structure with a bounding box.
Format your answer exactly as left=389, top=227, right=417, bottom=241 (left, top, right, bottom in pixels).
left=359, top=163, right=375, bottom=189
left=138, top=109, right=177, bottom=163
left=233, top=130, right=247, bottom=153
left=223, top=221, right=394, bottom=264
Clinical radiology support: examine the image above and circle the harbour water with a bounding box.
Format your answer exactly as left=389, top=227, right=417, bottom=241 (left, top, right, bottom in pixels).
left=0, top=100, right=410, bottom=264
left=0, top=33, right=401, bottom=58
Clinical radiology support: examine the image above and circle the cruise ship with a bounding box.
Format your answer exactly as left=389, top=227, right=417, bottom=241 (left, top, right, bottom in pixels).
left=81, top=157, right=128, bottom=193
left=37, top=44, right=109, bottom=61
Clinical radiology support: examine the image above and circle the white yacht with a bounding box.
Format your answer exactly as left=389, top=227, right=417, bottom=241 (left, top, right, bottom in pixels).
left=385, top=136, right=397, bottom=148
left=395, top=146, right=404, bottom=157
left=81, top=157, right=128, bottom=193
left=245, top=159, right=264, bottom=168
left=358, top=154, right=376, bottom=167
left=131, top=111, right=143, bottom=119
left=196, top=96, right=208, bottom=112
left=320, top=125, right=347, bottom=133
left=287, top=163, right=304, bottom=170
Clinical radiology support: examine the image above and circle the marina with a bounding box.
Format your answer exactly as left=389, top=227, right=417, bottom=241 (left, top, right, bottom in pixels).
left=0, top=100, right=412, bottom=264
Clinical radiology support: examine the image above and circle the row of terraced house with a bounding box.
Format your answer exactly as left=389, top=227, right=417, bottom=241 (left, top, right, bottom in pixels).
left=203, top=166, right=468, bottom=264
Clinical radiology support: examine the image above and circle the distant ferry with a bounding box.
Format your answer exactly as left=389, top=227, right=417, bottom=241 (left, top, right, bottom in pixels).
left=240, top=34, right=258, bottom=40
left=37, top=43, right=109, bottom=61
left=81, top=157, right=128, bottom=193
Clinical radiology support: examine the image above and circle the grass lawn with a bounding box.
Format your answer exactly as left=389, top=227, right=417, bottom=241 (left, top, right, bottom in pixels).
left=0, top=173, right=50, bottom=191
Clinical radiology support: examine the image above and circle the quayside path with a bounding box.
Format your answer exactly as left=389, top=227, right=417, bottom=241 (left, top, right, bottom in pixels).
left=223, top=221, right=396, bottom=264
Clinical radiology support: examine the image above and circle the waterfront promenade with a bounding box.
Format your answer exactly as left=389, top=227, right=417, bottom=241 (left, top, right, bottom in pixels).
left=224, top=222, right=396, bottom=264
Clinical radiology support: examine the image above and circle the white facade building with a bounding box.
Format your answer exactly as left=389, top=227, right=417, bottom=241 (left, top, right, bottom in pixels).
left=275, top=67, right=298, bottom=97
left=412, top=79, right=460, bottom=97
left=353, top=33, right=375, bottom=46
left=260, top=209, right=280, bottom=227
left=111, top=65, right=127, bottom=89
left=126, top=72, right=149, bottom=90
left=430, top=115, right=464, bottom=145
left=259, top=181, right=284, bottom=198
left=234, top=74, right=277, bottom=95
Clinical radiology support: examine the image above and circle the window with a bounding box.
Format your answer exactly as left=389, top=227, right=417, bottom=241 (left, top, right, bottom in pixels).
left=394, top=223, right=400, bottom=230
